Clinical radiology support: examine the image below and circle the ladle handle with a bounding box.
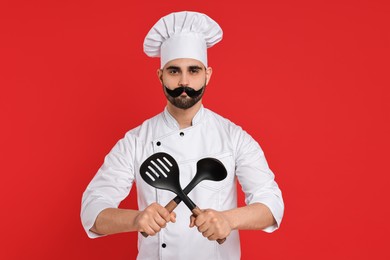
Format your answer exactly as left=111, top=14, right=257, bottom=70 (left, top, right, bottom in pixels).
left=191, top=207, right=227, bottom=244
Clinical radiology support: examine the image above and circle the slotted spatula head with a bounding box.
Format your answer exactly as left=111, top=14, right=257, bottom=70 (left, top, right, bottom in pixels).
left=140, top=152, right=197, bottom=210
left=140, top=152, right=181, bottom=193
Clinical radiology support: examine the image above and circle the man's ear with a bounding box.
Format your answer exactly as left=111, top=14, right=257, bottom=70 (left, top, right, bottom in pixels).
left=205, top=67, right=213, bottom=85
left=157, top=69, right=163, bottom=84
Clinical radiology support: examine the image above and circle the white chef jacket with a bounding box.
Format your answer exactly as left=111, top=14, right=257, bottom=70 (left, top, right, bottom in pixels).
left=81, top=105, right=284, bottom=260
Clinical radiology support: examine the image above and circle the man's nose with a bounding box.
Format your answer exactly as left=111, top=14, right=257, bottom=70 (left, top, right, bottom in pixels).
left=178, top=72, right=189, bottom=86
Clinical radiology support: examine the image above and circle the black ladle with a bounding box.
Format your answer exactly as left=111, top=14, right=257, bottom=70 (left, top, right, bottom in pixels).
left=165, top=157, right=227, bottom=214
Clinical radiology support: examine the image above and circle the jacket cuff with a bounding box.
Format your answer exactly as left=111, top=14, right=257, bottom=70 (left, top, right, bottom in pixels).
left=81, top=201, right=115, bottom=238
left=249, top=195, right=284, bottom=233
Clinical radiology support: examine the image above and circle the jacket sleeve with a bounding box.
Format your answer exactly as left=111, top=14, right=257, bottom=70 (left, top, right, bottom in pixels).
left=80, top=133, right=136, bottom=238
left=233, top=126, right=284, bottom=233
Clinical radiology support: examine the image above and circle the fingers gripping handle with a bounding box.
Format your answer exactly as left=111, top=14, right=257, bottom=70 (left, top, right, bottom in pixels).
left=140, top=200, right=179, bottom=238
left=141, top=205, right=227, bottom=244
left=191, top=207, right=227, bottom=244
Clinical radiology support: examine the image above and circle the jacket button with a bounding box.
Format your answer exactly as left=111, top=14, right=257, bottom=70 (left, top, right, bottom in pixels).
left=162, top=243, right=167, bottom=248
left=156, top=141, right=161, bottom=146
left=179, top=132, right=184, bottom=137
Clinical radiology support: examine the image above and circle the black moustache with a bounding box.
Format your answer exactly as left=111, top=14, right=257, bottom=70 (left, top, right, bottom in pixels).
left=164, top=86, right=204, bottom=98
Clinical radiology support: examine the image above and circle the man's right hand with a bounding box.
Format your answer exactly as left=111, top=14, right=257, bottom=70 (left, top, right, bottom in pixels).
left=134, top=202, right=176, bottom=236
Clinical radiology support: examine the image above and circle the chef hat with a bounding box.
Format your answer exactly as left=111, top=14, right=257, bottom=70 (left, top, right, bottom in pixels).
left=143, top=11, right=223, bottom=68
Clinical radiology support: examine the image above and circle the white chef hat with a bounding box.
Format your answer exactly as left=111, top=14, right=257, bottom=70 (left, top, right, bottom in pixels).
left=143, top=11, right=223, bottom=68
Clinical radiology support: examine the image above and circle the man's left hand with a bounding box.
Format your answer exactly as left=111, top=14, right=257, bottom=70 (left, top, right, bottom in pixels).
left=189, top=209, right=231, bottom=241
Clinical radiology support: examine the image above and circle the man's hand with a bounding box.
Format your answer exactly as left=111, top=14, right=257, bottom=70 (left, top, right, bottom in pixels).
left=134, top=203, right=176, bottom=236
left=189, top=209, right=231, bottom=241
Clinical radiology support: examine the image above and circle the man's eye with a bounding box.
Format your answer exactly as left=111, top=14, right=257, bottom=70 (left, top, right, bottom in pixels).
left=169, top=70, right=178, bottom=74
left=190, top=69, right=199, bottom=74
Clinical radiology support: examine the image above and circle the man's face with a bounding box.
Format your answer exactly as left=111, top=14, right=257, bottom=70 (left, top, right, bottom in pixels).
left=158, top=58, right=212, bottom=109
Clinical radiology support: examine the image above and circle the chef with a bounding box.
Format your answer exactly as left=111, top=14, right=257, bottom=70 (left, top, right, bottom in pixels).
left=81, top=11, right=284, bottom=260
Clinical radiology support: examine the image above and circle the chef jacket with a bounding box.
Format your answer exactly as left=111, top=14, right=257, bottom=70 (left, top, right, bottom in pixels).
left=81, top=105, right=284, bottom=260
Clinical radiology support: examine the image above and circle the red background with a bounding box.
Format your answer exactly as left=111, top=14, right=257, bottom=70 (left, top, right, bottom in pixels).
left=1, top=0, right=389, bottom=259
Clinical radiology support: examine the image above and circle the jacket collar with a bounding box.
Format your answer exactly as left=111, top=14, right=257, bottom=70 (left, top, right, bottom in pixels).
left=163, top=105, right=205, bottom=130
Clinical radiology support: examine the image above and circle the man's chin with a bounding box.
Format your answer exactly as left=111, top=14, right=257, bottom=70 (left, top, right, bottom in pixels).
left=169, top=98, right=200, bottom=110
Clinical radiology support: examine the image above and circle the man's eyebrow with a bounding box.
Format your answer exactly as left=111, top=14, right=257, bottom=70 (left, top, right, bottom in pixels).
left=188, top=65, right=203, bottom=70
left=165, top=66, right=181, bottom=71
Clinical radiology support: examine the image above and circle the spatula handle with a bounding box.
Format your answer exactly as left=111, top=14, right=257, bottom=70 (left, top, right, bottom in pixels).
left=191, top=206, right=226, bottom=244
left=165, top=199, right=179, bottom=212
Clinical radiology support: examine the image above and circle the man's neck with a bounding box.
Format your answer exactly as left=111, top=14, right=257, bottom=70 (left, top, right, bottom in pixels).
left=166, top=101, right=202, bottom=129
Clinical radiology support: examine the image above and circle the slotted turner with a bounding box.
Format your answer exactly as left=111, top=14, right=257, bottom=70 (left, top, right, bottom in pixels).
left=140, top=152, right=226, bottom=244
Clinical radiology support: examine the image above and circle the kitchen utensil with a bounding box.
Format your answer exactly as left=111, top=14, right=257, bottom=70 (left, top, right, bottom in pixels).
left=140, top=152, right=226, bottom=244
